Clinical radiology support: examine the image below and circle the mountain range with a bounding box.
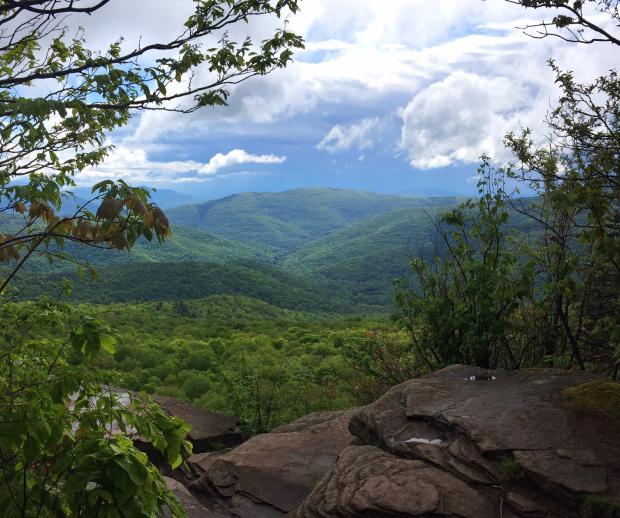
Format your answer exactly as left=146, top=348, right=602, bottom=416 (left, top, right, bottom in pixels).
left=13, top=188, right=464, bottom=312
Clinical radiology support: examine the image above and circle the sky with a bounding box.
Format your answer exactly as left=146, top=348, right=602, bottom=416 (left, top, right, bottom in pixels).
left=67, top=0, right=619, bottom=199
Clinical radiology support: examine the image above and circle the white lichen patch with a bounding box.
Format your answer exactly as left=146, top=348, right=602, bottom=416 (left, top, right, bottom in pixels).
left=402, top=437, right=443, bottom=445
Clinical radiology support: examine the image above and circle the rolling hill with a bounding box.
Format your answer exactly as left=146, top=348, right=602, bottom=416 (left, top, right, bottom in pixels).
left=17, top=260, right=385, bottom=314
left=280, top=206, right=448, bottom=306
left=283, top=206, right=441, bottom=278
left=5, top=188, right=472, bottom=312
left=167, top=188, right=460, bottom=251
left=8, top=225, right=269, bottom=275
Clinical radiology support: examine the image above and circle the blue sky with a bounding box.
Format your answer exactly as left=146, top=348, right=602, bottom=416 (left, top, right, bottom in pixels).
left=73, top=0, right=619, bottom=199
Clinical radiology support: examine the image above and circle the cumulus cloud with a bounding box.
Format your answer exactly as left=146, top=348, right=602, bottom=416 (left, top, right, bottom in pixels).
left=123, top=1, right=615, bottom=151
left=80, top=146, right=286, bottom=184
left=317, top=117, right=382, bottom=153
left=199, top=149, right=287, bottom=174
left=399, top=71, right=546, bottom=168
left=61, top=0, right=620, bottom=183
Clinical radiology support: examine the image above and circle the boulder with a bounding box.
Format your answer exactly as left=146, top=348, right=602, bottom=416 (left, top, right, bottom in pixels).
left=293, top=446, right=495, bottom=517
left=154, top=396, right=243, bottom=453
left=294, top=365, right=620, bottom=517
left=189, top=409, right=356, bottom=517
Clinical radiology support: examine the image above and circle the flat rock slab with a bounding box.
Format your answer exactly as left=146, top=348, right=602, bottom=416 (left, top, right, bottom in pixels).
left=402, top=366, right=588, bottom=452
left=173, top=366, right=619, bottom=517
left=154, top=396, right=243, bottom=452
left=514, top=449, right=608, bottom=494
left=190, top=409, right=356, bottom=517
left=300, top=365, right=620, bottom=517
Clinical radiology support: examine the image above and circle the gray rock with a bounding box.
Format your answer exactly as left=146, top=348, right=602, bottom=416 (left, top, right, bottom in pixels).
left=190, top=409, right=356, bottom=517
left=154, top=396, right=243, bottom=453
left=163, top=477, right=226, bottom=518
left=514, top=449, right=608, bottom=495
left=297, top=365, right=620, bottom=517
left=292, top=445, right=496, bottom=517
left=173, top=366, right=620, bottom=517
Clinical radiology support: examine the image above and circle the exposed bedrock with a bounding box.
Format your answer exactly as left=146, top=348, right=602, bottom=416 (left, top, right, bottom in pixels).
left=188, top=409, right=357, bottom=517
left=163, top=366, right=619, bottom=517
left=294, top=365, right=620, bottom=517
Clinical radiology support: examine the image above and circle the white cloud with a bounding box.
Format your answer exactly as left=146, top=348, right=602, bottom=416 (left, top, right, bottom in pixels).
left=56, top=0, right=620, bottom=181
left=303, top=39, right=353, bottom=52
left=393, top=5, right=619, bottom=170
left=80, top=146, right=286, bottom=184
left=198, top=149, right=287, bottom=175
left=317, top=117, right=382, bottom=153
left=399, top=71, right=547, bottom=168
left=124, top=1, right=616, bottom=150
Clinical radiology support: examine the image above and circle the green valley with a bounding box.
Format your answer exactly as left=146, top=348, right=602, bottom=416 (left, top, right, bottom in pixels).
left=167, top=188, right=460, bottom=250
left=11, top=189, right=460, bottom=311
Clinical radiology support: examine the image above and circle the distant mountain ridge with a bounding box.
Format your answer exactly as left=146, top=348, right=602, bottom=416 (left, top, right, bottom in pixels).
left=11, top=188, right=464, bottom=311
left=281, top=206, right=444, bottom=305
left=167, top=188, right=460, bottom=251
left=18, top=260, right=385, bottom=314
left=66, top=187, right=198, bottom=212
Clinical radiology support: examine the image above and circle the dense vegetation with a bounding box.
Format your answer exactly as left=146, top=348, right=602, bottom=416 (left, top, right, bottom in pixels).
left=167, top=188, right=460, bottom=250
left=0, top=1, right=304, bottom=516
left=0, top=0, right=618, bottom=517
left=395, top=90, right=620, bottom=376
left=18, top=260, right=386, bottom=313
left=10, top=189, right=461, bottom=309
left=3, top=295, right=404, bottom=437
left=84, top=296, right=393, bottom=434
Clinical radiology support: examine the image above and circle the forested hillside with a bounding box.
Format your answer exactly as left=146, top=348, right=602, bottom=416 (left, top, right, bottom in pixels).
left=167, top=188, right=460, bottom=250
left=283, top=206, right=441, bottom=280
left=19, top=260, right=386, bottom=313
left=36, top=296, right=393, bottom=435
left=11, top=189, right=461, bottom=310
left=9, top=225, right=267, bottom=274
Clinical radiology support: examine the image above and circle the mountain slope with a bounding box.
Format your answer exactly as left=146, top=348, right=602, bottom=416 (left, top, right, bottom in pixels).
left=167, top=188, right=460, bottom=251
left=281, top=206, right=446, bottom=306
left=3, top=190, right=475, bottom=311
left=9, top=225, right=268, bottom=276
left=17, top=260, right=385, bottom=313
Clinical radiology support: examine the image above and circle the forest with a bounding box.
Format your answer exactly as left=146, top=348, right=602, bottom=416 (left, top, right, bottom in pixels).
left=0, top=0, right=618, bottom=517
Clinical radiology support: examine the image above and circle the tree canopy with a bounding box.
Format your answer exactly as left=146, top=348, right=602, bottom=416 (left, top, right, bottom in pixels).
left=0, top=1, right=303, bottom=515
left=395, top=1, right=619, bottom=377
left=0, top=0, right=302, bottom=295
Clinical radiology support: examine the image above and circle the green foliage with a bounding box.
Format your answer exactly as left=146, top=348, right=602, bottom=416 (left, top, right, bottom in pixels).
left=505, top=62, right=620, bottom=374
left=498, top=456, right=523, bottom=482
left=34, top=295, right=385, bottom=435
left=0, top=300, right=191, bottom=517
left=9, top=190, right=465, bottom=311
left=0, top=0, right=303, bottom=291
left=16, top=260, right=387, bottom=314
left=394, top=162, right=533, bottom=370
left=392, top=57, right=619, bottom=376
left=11, top=224, right=270, bottom=275
left=0, top=2, right=304, bottom=515
left=282, top=205, right=457, bottom=306
left=167, top=188, right=460, bottom=251
left=342, top=329, right=427, bottom=400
